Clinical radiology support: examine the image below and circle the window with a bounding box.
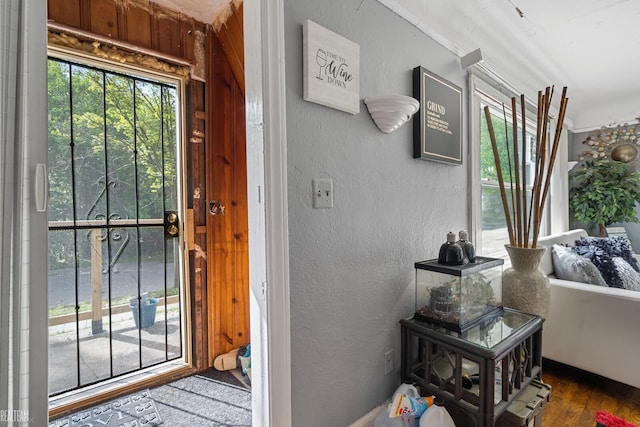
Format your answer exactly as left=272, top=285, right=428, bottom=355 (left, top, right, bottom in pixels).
left=470, top=76, right=548, bottom=257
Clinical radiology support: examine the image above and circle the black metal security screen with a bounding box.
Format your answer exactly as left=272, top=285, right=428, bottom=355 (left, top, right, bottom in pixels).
left=47, top=56, right=184, bottom=396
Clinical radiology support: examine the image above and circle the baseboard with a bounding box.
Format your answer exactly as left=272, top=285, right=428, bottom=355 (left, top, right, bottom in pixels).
left=349, top=402, right=388, bottom=427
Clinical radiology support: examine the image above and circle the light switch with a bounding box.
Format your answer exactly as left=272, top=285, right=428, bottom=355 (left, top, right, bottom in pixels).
left=312, top=178, right=333, bottom=209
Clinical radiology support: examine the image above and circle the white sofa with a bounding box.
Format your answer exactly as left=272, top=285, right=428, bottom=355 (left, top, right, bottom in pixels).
left=537, top=229, right=640, bottom=389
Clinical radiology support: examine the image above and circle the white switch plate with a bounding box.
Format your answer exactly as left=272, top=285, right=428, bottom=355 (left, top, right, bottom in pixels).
left=312, top=178, right=333, bottom=209
left=384, top=348, right=394, bottom=375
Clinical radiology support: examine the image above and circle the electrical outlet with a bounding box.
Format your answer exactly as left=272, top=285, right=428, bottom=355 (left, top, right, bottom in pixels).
left=384, top=348, right=394, bottom=375
left=312, top=178, right=334, bottom=209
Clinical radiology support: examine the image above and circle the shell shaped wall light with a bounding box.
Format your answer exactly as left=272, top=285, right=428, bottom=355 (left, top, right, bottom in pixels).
left=363, top=95, right=420, bottom=134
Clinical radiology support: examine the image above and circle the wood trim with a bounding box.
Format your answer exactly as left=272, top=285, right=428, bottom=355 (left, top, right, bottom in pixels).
left=49, top=365, right=196, bottom=420
left=186, top=209, right=195, bottom=250
left=187, top=74, right=208, bottom=370
left=47, top=0, right=206, bottom=63
left=47, top=22, right=192, bottom=71
left=191, top=236, right=208, bottom=370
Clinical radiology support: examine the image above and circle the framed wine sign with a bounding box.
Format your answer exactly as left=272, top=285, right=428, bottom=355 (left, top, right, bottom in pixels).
left=413, top=66, right=462, bottom=164
left=303, top=19, right=360, bottom=114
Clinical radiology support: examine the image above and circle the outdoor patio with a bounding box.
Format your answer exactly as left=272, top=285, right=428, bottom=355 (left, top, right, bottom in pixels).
left=48, top=299, right=182, bottom=396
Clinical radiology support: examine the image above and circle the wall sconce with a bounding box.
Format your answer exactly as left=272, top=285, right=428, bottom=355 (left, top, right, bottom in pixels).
left=363, top=95, right=420, bottom=134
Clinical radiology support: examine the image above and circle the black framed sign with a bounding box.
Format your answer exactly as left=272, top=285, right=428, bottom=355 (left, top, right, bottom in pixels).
left=413, top=66, right=462, bottom=164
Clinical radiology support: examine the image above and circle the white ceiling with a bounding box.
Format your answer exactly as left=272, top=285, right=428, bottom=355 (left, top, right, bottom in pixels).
left=154, top=0, right=640, bottom=131
left=383, top=0, right=640, bottom=132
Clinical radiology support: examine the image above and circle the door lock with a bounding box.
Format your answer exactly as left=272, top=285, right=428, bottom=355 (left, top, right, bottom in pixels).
left=208, top=200, right=225, bottom=216
left=165, top=211, right=179, bottom=238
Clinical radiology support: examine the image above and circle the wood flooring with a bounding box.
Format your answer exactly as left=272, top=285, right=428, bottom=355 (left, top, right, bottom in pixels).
left=541, top=359, right=640, bottom=426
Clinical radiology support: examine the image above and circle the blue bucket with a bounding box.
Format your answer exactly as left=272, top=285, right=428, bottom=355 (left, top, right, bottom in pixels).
left=130, top=298, right=158, bottom=328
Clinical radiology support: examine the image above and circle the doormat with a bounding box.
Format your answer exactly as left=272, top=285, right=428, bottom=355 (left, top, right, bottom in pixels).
left=49, top=389, right=162, bottom=427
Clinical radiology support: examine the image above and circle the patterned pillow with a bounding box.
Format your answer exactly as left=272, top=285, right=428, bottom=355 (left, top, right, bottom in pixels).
left=571, top=244, right=625, bottom=288
left=551, top=245, right=607, bottom=286
left=612, top=257, right=640, bottom=292
left=575, top=236, right=640, bottom=272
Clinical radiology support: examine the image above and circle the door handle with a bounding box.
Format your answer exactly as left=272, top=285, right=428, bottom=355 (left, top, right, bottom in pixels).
left=208, top=200, right=225, bottom=216
left=35, top=163, right=48, bottom=212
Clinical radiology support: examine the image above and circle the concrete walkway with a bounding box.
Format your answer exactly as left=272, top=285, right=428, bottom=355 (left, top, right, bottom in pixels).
left=48, top=303, right=182, bottom=396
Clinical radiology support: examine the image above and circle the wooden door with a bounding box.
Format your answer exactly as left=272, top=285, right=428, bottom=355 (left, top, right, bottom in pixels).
left=206, top=24, right=250, bottom=363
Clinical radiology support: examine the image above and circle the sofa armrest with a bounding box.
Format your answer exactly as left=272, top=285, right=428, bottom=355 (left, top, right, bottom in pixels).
left=543, top=277, right=640, bottom=389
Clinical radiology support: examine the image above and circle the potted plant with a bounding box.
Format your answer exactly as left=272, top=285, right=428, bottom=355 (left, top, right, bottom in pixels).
left=569, top=158, right=640, bottom=237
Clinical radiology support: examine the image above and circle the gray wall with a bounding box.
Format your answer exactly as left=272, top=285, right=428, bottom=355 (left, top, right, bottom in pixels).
left=284, top=1, right=468, bottom=425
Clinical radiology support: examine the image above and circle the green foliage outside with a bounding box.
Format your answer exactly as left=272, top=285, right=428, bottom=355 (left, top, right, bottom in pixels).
left=481, top=109, right=511, bottom=182
left=569, top=159, right=640, bottom=236
left=480, top=108, right=537, bottom=230
left=48, top=58, right=178, bottom=270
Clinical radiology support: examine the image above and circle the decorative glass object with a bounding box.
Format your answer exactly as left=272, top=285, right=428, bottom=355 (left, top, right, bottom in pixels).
left=415, top=257, right=504, bottom=331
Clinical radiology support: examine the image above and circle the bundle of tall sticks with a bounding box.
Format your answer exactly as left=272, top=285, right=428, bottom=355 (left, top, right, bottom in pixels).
left=483, top=86, right=569, bottom=248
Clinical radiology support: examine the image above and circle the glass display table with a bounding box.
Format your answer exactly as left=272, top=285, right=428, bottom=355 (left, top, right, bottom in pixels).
left=400, top=308, right=543, bottom=427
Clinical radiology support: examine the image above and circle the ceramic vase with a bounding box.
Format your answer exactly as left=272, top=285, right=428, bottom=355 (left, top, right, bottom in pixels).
left=502, top=245, right=550, bottom=318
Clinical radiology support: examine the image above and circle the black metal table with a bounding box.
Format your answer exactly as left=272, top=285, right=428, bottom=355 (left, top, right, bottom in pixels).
left=400, top=308, right=543, bottom=427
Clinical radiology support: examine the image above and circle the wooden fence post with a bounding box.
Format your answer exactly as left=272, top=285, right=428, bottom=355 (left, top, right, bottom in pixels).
left=91, top=228, right=103, bottom=334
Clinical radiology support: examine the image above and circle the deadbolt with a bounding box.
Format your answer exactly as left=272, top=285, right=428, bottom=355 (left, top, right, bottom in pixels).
left=164, top=211, right=179, bottom=238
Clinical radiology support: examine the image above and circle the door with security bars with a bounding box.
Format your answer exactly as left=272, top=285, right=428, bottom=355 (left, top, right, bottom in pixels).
left=47, top=55, right=187, bottom=396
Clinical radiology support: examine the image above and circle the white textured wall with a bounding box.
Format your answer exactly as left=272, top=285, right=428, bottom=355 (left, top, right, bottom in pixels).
left=284, top=1, right=468, bottom=425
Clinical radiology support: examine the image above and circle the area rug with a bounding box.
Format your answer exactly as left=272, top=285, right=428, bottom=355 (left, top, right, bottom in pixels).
left=49, top=389, right=162, bottom=427
left=199, top=367, right=251, bottom=390
left=596, top=411, right=639, bottom=427
left=151, top=374, right=251, bottom=426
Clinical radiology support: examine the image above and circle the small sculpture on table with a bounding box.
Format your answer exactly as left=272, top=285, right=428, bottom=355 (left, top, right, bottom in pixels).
left=438, top=231, right=464, bottom=265
left=457, top=230, right=476, bottom=264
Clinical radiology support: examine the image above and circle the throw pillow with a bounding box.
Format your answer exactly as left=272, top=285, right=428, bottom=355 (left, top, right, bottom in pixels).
left=571, top=245, right=625, bottom=288
left=575, top=236, right=640, bottom=272
left=612, top=257, right=640, bottom=292
left=551, top=245, right=607, bottom=286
